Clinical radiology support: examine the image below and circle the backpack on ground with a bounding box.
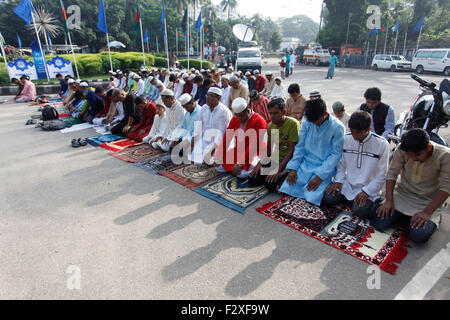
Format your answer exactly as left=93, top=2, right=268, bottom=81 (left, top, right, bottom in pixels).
left=38, top=119, right=67, bottom=131
left=41, top=105, right=59, bottom=121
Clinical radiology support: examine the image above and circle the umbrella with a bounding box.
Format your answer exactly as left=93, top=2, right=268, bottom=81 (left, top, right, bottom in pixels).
left=216, top=46, right=226, bottom=52
left=108, top=41, right=126, bottom=49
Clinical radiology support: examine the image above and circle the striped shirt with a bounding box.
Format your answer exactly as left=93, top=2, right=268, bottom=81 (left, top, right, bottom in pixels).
left=250, top=95, right=271, bottom=124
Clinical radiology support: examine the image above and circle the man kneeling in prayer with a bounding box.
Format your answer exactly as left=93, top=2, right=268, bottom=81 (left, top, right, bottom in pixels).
left=278, top=98, right=344, bottom=206
left=215, top=97, right=267, bottom=179
left=249, top=98, right=300, bottom=192
left=143, top=101, right=170, bottom=151
left=370, top=129, right=450, bottom=244
left=323, top=111, right=389, bottom=218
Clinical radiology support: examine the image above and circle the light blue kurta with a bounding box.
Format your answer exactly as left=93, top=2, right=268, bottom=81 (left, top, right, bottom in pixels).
left=178, top=104, right=202, bottom=142
left=278, top=116, right=345, bottom=206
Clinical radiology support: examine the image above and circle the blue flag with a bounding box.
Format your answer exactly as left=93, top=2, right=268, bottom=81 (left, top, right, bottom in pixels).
left=17, top=33, right=22, bottom=48
left=144, top=29, right=150, bottom=43
left=97, top=0, right=108, bottom=34
left=413, top=16, right=424, bottom=33
left=369, top=28, right=380, bottom=37
left=14, top=0, right=33, bottom=26
left=392, top=22, right=400, bottom=33
left=195, top=12, right=202, bottom=33
left=160, top=0, right=165, bottom=31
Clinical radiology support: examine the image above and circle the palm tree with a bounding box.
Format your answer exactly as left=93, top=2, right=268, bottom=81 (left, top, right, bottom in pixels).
left=202, top=0, right=218, bottom=23
left=28, top=7, right=61, bottom=47
left=220, top=0, right=238, bottom=20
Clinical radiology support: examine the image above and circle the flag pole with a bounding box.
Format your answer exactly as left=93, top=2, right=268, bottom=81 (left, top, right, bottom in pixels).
left=164, top=15, right=170, bottom=70
left=60, top=0, right=79, bottom=79
left=403, top=26, right=408, bottom=56
left=138, top=4, right=146, bottom=66
left=176, top=28, right=178, bottom=56
left=416, top=25, right=423, bottom=51
left=187, top=6, right=190, bottom=70
left=200, top=25, right=203, bottom=69
left=374, top=33, right=379, bottom=55
left=394, top=28, right=399, bottom=54
left=383, top=23, right=389, bottom=54
left=0, top=33, right=11, bottom=79
left=30, top=1, right=50, bottom=81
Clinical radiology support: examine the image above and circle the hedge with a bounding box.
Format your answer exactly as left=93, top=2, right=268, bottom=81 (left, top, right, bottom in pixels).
left=178, top=59, right=213, bottom=70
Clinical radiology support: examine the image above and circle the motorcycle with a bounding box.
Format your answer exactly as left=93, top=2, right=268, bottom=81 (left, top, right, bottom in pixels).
left=389, top=74, right=450, bottom=147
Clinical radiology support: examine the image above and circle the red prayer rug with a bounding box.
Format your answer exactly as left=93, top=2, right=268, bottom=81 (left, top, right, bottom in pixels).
left=110, top=144, right=164, bottom=163
left=256, top=196, right=409, bottom=274
left=100, top=139, right=142, bottom=152
left=162, top=163, right=225, bottom=190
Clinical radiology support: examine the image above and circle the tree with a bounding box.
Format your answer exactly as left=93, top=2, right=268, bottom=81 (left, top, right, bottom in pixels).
left=220, top=0, right=237, bottom=20
left=279, top=15, right=319, bottom=45
left=269, top=30, right=282, bottom=50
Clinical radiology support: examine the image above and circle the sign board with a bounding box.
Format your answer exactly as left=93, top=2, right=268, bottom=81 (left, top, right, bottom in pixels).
left=30, top=40, right=48, bottom=79
left=7, top=56, right=74, bottom=81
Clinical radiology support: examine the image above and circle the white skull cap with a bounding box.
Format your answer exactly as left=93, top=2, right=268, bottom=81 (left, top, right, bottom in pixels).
left=231, top=97, right=248, bottom=114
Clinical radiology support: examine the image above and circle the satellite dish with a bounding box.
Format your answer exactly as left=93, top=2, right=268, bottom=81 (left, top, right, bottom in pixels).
left=232, top=24, right=254, bottom=42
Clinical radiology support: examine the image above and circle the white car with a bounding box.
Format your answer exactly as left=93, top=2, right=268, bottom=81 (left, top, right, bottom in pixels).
left=371, top=55, right=412, bottom=72
left=412, top=48, right=450, bottom=76
left=236, top=47, right=262, bottom=73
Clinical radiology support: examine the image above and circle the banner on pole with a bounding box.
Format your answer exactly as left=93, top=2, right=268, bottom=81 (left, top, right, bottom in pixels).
left=7, top=55, right=74, bottom=80
left=30, top=40, right=48, bottom=79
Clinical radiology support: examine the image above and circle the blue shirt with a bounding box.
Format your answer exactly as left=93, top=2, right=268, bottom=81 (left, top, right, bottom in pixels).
left=279, top=116, right=345, bottom=206
left=179, top=104, right=201, bottom=142
left=330, top=55, right=338, bottom=67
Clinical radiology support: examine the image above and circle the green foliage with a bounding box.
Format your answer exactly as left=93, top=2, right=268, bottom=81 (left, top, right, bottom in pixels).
left=154, top=56, right=168, bottom=67
left=178, top=59, right=213, bottom=69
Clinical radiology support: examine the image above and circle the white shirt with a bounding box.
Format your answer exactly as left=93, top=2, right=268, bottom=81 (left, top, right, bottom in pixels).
left=334, top=132, right=389, bottom=201
left=221, top=86, right=231, bottom=106
left=191, top=83, right=198, bottom=98
left=135, top=79, right=145, bottom=96
left=174, top=80, right=185, bottom=99
left=165, top=100, right=186, bottom=142
left=113, top=101, right=125, bottom=122
left=191, top=102, right=233, bottom=163
left=270, top=84, right=286, bottom=100
left=143, top=113, right=170, bottom=143
left=333, top=112, right=351, bottom=133
left=290, top=54, right=296, bottom=67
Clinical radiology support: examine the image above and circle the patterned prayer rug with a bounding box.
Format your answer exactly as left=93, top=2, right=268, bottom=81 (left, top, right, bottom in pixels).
left=87, top=134, right=125, bottom=147
left=110, top=144, right=164, bottom=163
left=162, top=163, right=225, bottom=190
left=194, top=175, right=270, bottom=214
left=61, top=117, right=84, bottom=127
left=100, top=139, right=142, bottom=152
left=133, top=153, right=183, bottom=175
left=256, top=196, right=409, bottom=274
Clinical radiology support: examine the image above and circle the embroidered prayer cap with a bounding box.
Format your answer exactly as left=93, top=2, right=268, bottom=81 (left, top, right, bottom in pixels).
left=179, top=93, right=193, bottom=106
left=208, top=87, right=222, bottom=97
left=231, top=97, right=248, bottom=114
left=161, top=89, right=175, bottom=97
left=332, top=101, right=345, bottom=113
left=67, top=79, right=75, bottom=84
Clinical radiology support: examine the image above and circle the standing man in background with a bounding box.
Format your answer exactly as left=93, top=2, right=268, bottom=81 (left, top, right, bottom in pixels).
left=326, top=50, right=338, bottom=79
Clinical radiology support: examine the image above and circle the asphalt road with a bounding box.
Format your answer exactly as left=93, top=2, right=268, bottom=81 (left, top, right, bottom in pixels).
left=0, top=61, right=448, bottom=300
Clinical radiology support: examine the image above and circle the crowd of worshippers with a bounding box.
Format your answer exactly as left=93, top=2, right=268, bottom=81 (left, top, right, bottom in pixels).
left=57, top=67, right=449, bottom=245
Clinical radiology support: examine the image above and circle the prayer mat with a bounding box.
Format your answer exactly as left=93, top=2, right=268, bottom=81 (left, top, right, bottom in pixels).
left=133, top=153, right=182, bottom=175
left=162, top=163, right=225, bottom=190
left=86, top=134, right=124, bottom=147
left=110, top=144, right=164, bottom=163
left=194, top=175, right=270, bottom=214
left=256, top=196, right=409, bottom=275
left=61, top=117, right=84, bottom=127
left=100, top=139, right=142, bottom=152
left=60, top=122, right=95, bottom=133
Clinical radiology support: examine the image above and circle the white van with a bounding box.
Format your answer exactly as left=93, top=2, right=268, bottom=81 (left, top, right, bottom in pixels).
left=303, top=47, right=331, bottom=66
left=371, top=55, right=412, bottom=72
left=412, top=48, right=450, bottom=76
left=236, top=47, right=262, bottom=73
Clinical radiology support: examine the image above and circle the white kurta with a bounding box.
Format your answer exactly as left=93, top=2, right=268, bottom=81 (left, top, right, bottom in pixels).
left=135, top=79, right=145, bottom=96
left=190, top=103, right=233, bottom=164
left=221, top=86, right=231, bottom=106
left=143, top=113, right=171, bottom=151
left=334, top=132, right=389, bottom=201
left=269, top=84, right=286, bottom=100
left=174, top=80, right=185, bottom=100
left=165, top=100, right=186, bottom=142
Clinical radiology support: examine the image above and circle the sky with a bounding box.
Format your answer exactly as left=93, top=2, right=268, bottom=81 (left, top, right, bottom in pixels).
left=211, top=0, right=323, bottom=23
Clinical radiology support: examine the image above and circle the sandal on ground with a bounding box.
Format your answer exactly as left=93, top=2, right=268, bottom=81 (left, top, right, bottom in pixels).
left=71, top=139, right=81, bottom=148
left=79, top=138, right=88, bottom=147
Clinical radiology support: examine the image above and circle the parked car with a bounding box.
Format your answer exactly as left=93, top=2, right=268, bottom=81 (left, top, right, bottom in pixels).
left=412, top=48, right=450, bottom=76
left=371, top=55, right=412, bottom=72
left=236, top=47, right=262, bottom=73
left=303, top=46, right=331, bottom=66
